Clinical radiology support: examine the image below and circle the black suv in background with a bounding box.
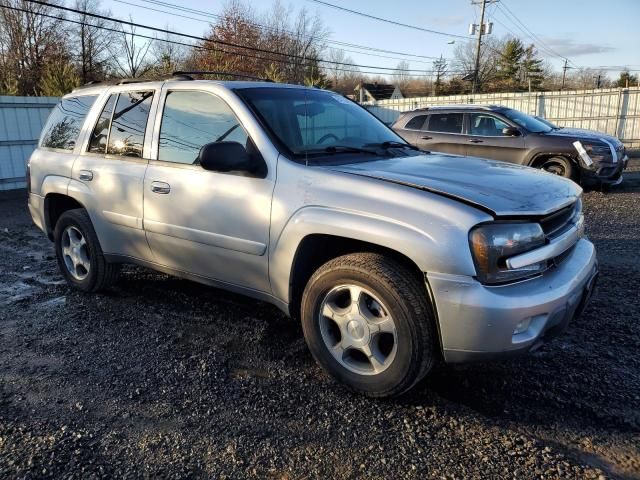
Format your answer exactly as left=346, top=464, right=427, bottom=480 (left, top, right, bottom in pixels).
left=392, top=105, right=628, bottom=185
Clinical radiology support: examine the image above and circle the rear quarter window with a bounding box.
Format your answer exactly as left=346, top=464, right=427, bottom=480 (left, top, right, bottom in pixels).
left=40, top=95, right=97, bottom=150
left=403, top=115, right=428, bottom=130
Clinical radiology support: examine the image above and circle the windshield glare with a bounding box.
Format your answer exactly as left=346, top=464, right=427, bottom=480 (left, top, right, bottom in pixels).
left=236, top=87, right=405, bottom=157
left=501, top=108, right=552, bottom=133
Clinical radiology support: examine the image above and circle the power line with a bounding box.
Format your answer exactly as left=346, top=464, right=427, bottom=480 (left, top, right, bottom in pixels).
left=22, top=0, right=459, bottom=75
left=120, top=0, right=452, bottom=63
left=2, top=3, right=468, bottom=80
left=306, top=0, right=471, bottom=40
left=496, top=2, right=571, bottom=64
left=111, top=0, right=447, bottom=66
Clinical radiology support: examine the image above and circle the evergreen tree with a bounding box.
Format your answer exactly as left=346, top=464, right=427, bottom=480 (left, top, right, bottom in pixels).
left=522, top=45, right=544, bottom=90
left=616, top=70, right=638, bottom=88
left=40, top=62, right=80, bottom=97
left=496, top=38, right=525, bottom=90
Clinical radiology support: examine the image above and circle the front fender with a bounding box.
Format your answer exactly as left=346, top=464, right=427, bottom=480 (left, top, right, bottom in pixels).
left=269, top=206, right=477, bottom=304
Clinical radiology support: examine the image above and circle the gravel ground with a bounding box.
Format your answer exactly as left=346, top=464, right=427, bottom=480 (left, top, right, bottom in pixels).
left=1, top=163, right=639, bottom=479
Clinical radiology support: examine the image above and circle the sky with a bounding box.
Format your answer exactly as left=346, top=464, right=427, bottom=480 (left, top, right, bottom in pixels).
left=101, top=0, right=640, bottom=80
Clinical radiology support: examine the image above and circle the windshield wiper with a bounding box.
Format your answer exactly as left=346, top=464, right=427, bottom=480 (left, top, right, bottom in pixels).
left=301, top=145, right=382, bottom=156
left=368, top=141, right=419, bottom=151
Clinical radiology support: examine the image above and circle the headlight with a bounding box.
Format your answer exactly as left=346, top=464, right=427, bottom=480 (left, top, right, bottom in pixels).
left=583, top=143, right=612, bottom=162
left=469, top=223, right=546, bottom=284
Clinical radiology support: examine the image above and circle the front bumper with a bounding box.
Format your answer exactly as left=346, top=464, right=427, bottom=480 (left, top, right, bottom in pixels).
left=583, top=153, right=629, bottom=185
left=427, top=238, right=598, bottom=363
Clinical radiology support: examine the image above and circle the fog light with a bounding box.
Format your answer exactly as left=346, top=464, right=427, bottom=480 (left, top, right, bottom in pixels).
left=513, top=317, right=532, bottom=335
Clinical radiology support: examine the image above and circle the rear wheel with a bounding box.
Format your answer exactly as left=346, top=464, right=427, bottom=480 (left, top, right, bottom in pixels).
left=540, top=156, right=575, bottom=179
left=54, top=208, right=119, bottom=292
left=301, top=253, right=437, bottom=398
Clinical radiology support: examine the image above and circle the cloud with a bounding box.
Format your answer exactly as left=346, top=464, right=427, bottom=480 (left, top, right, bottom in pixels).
left=538, top=37, right=616, bottom=57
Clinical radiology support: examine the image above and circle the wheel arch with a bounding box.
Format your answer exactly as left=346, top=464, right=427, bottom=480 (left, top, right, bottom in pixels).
left=44, top=193, right=86, bottom=240
left=287, top=233, right=426, bottom=322
left=528, top=151, right=578, bottom=169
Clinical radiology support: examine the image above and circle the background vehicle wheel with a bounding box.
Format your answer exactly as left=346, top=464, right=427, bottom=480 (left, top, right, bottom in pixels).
left=540, top=156, right=575, bottom=179
left=54, top=208, right=119, bottom=292
left=301, top=252, right=437, bottom=398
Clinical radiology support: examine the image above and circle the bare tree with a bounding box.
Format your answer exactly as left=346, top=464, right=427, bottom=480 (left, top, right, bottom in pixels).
left=150, top=29, right=187, bottom=76
left=71, top=0, right=114, bottom=84
left=0, top=0, right=68, bottom=95
left=432, top=55, right=447, bottom=95
left=111, top=18, right=153, bottom=78
left=394, top=60, right=411, bottom=91
left=452, top=36, right=501, bottom=93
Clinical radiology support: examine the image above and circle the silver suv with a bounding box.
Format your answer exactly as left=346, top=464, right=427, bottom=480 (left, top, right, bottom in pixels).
left=27, top=78, right=598, bottom=397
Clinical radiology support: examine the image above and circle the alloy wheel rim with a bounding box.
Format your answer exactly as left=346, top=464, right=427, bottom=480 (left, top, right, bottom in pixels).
left=543, top=161, right=566, bottom=176
left=61, top=226, right=90, bottom=281
left=318, top=284, right=398, bottom=376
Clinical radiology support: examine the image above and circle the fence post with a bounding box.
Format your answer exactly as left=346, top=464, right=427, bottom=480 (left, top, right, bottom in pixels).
left=615, top=88, right=629, bottom=140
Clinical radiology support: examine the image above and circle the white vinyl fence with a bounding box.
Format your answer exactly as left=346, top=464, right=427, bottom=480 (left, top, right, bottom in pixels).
left=365, top=87, right=640, bottom=149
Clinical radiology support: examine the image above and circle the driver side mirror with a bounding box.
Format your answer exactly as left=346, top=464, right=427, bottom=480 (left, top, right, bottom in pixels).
left=502, top=126, right=521, bottom=137
left=198, top=141, right=263, bottom=176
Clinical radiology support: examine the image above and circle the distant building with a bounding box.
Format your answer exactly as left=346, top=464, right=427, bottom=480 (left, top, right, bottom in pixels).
left=355, top=82, right=404, bottom=102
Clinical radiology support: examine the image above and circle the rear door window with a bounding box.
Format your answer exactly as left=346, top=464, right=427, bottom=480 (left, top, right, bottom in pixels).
left=107, top=91, right=154, bottom=157
left=40, top=95, right=97, bottom=150
left=426, top=113, right=463, bottom=134
left=88, top=94, right=117, bottom=153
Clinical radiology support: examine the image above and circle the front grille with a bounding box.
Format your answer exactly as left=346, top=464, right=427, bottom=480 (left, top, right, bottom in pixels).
left=539, top=200, right=580, bottom=239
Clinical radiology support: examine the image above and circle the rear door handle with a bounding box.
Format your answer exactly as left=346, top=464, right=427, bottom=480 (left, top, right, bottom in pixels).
left=78, top=170, right=93, bottom=181
left=151, top=181, right=171, bottom=194
left=469, top=139, right=484, bottom=143
left=420, top=135, right=432, bottom=140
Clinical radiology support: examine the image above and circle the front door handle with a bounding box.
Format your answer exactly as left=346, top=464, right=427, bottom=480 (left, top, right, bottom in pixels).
left=78, top=170, right=93, bottom=181
left=151, top=181, right=171, bottom=194
left=469, top=139, right=484, bottom=143
left=420, top=135, right=432, bottom=140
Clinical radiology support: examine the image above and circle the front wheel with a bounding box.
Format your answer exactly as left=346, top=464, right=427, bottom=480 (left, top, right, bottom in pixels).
left=540, top=156, right=575, bottom=180
left=301, top=253, right=437, bottom=398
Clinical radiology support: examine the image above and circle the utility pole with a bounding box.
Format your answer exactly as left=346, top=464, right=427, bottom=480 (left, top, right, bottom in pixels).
left=470, top=0, right=496, bottom=94
left=561, top=58, right=568, bottom=90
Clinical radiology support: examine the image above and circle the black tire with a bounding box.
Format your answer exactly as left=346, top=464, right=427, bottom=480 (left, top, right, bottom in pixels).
left=301, top=252, right=437, bottom=398
left=54, top=208, right=119, bottom=292
left=540, top=156, right=576, bottom=180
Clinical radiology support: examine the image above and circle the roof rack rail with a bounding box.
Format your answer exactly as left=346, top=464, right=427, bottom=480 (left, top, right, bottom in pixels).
left=172, top=71, right=273, bottom=82
left=73, top=74, right=192, bottom=91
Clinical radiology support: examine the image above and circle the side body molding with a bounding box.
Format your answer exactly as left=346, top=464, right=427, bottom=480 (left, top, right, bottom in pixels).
left=269, top=206, right=438, bottom=304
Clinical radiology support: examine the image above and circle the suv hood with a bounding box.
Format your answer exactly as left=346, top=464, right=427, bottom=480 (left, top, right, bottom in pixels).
left=328, top=153, right=580, bottom=216
left=541, top=127, right=622, bottom=147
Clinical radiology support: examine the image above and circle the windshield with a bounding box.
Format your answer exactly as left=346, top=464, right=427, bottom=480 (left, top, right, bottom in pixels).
left=236, top=87, right=406, bottom=159
left=501, top=108, right=552, bottom=133
left=535, top=116, right=559, bottom=129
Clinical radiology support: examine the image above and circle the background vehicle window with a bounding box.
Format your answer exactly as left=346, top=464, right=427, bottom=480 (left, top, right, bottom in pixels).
left=88, top=94, right=117, bottom=153
left=40, top=95, right=97, bottom=150
left=427, top=113, right=463, bottom=134
left=470, top=114, right=509, bottom=136
left=107, top=91, right=154, bottom=158
left=404, top=115, right=427, bottom=130
left=158, top=91, right=248, bottom=164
